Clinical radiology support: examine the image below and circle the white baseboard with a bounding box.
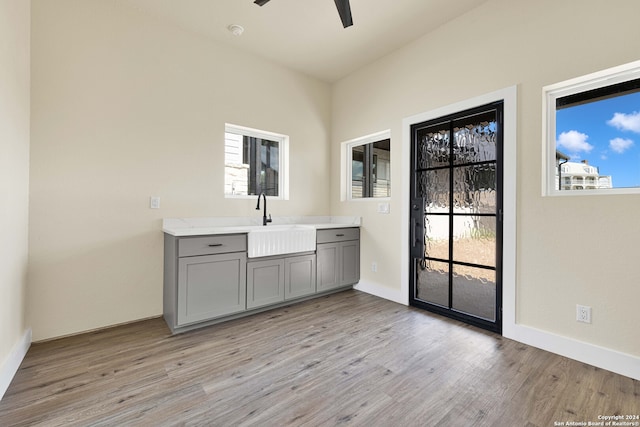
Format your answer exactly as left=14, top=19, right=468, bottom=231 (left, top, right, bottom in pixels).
left=0, top=328, right=32, bottom=401
left=504, top=324, right=640, bottom=381
left=354, top=284, right=640, bottom=381
left=353, top=279, right=406, bottom=305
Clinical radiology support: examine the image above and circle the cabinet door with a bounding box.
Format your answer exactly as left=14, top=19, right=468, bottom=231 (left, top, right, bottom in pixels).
left=317, top=243, right=340, bottom=292
left=177, top=252, right=246, bottom=326
left=247, top=259, right=285, bottom=309
left=285, top=254, right=316, bottom=300
left=340, top=240, right=360, bottom=286
left=317, top=240, right=361, bottom=292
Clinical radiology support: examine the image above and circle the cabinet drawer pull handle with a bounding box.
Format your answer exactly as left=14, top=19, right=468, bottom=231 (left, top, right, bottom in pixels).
left=336, top=234, right=345, bottom=237
left=208, top=243, right=223, bottom=247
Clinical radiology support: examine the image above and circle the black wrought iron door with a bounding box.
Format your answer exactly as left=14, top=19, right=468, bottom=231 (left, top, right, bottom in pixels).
left=410, top=102, right=503, bottom=333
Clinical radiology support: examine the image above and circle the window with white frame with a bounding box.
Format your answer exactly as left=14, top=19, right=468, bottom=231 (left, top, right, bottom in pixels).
left=224, top=124, right=289, bottom=199
left=543, top=60, right=640, bottom=196
left=343, top=130, right=391, bottom=200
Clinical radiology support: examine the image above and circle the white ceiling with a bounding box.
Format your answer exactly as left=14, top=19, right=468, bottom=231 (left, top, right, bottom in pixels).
left=118, top=0, right=490, bottom=83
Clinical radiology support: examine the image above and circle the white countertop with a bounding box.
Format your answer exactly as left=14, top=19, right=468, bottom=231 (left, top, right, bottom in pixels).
left=163, top=216, right=361, bottom=237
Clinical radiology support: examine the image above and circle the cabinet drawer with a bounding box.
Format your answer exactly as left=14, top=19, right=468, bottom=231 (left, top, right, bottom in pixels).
left=316, top=227, right=360, bottom=244
left=178, top=234, right=246, bottom=257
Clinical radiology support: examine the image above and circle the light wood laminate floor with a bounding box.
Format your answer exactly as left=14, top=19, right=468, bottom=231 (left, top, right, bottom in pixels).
left=0, top=290, right=638, bottom=426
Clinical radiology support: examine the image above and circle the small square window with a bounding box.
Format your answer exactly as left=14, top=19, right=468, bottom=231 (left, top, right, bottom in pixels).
left=342, top=130, right=391, bottom=200
left=543, top=60, right=640, bottom=196
left=224, top=124, right=289, bottom=199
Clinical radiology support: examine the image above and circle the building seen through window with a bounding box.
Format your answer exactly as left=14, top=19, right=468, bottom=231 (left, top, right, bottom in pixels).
left=555, top=151, right=612, bottom=190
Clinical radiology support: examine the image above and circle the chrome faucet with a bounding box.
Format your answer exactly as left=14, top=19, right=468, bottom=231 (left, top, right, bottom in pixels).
left=256, top=192, right=272, bottom=226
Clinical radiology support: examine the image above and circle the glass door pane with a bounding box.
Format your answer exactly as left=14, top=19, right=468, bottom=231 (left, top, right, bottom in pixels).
left=415, top=259, right=449, bottom=307
left=452, top=266, right=496, bottom=321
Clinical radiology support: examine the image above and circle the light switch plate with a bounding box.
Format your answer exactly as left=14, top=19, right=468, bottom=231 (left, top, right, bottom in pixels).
left=377, top=203, right=390, bottom=214
left=150, top=196, right=160, bottom=209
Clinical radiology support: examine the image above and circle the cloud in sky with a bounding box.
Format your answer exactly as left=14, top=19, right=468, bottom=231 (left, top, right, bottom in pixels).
left=607, top=111, right=640, bottom=133
left=609, top=137, right=634, bottom=154
left=557, top=130, right=593, bottom=153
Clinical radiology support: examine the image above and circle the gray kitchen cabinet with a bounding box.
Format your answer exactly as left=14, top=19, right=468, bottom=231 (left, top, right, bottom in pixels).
left=164, top=226, right=358, bottom=334
left=339, top=239, right=360, bottom=285
left=247, top=258, right=285, bottom=309
left=285, top=254, right=316, bottom=300
left=317, top=243, right=340, bottom=290
left=164, top=234, right=247, bottom=333
left=316, top=228, right=360, bottom=292
left=247, top=253, right=317, bottom=308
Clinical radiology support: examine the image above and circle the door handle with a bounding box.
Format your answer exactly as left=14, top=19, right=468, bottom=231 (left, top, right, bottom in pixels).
left=411, top=198, right=426, bottom=260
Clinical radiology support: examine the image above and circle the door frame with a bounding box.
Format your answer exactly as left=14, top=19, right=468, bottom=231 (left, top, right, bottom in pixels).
left=400, top=86, right=517, bottom=336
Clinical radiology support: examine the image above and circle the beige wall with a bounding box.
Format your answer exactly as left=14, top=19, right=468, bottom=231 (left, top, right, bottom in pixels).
left=29, top=0, right=332, bottom=340
left=331, top=0, right=640, bottom=357
left=0, top=0, right=30, bottom=377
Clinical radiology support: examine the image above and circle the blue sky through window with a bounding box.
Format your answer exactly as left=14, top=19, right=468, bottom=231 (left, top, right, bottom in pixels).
left=556, top=91, right=640, bottom=188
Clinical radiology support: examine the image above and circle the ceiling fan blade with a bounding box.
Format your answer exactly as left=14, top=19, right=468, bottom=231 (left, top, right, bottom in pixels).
left=334, top=0, right=353, bottom=28
left=255, top=0, right=353, bottom=28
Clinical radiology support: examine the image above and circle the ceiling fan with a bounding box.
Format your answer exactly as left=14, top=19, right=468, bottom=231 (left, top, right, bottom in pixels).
left=254, top=0, right=353, bottom=28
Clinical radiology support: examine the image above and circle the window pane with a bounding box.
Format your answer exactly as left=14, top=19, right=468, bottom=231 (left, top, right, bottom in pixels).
left=452, top=110, right=497, bottom=164
left=424, top=215, right=449, bottom=260
left=417, top=170, right=449, bottom=211
left=452, top=265, right=495, bottom=321
left=556, top=89, right=640, bottom=191
left=452, top=215, right=496, bottom=267
left=259, top=139, right=279, bottom=197
left=452, top=164, right=497, bottom=214
left=415, top=259, right=449, bottom=307
left=224, top=131, right=249, bottom=196
left=351, top=146, right=364, bottom=198
left=416, top=123, right=449, bottom=169
left=372, top=139, right=391, bottom=197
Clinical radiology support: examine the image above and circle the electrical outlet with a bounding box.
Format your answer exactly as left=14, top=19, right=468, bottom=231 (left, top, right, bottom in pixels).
left=149, top=196, right=161, bottom=209
left=371, top=262, right=378, bottom=272
left=576, top=304, right=591, bottom=323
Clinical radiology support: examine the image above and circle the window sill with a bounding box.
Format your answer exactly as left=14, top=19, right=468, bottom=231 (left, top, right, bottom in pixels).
left=345, top=197, right=391, bottom=202
left=225, top=194, right=287, bottom=201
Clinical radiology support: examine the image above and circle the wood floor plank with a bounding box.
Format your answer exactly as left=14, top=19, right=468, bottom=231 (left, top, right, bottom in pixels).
left=0, top=290, right=638, bottom=426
